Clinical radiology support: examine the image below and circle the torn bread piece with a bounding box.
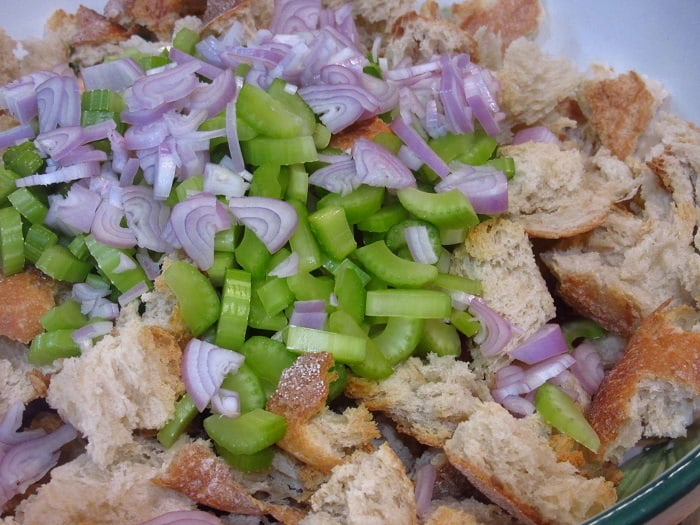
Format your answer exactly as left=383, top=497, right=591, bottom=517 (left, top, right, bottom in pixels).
left=501, top=141, right=639, bottom=238
left=0, top=268, right=57, bottom=345
left=46, top=305, right=184, bottom=467
left=587, top=303, right=700, bottom=463
left=0, top=337, right=43, bottom=414
left=299, top=442, right=417, bottom=525
left=266, top=351, right=380, bottom=472
left=423, top=496, right=520, bottom=525
left=13, top=440, right=195, bottom=525
left=444, top=402, right=617, bottom=525
left=346, top=354, right=491, bottom=447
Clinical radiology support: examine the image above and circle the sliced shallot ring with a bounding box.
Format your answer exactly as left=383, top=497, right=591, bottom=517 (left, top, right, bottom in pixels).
left=509, top=323, right=569, bottom=365
left=228, top=196, right=298, bottom=254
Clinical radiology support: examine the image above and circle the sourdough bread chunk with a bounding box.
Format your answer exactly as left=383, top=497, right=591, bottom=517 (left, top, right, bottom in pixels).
left=444, top=402, right=617, bottom=525
left=299, top=442, right=417, bottom=525
left=0, top=269, right=57, bottom=344
left=449, top=218, right=555, bottom=378
left=266, top=352, right=380, bottom=472
left=501, top=142, right=638, bottom=238
left=46, top=307, right=184, bottom=467
left=13, top=440, right=195, bottom=525
left=346, top=354, right=491, bottom=446
left=588, top=304, right=700, bottom=463
left=424, top=497, right=520, bottom=525
left=497, top=37, right=583, bottom=127
left=0, top=338, right=40, bottom=414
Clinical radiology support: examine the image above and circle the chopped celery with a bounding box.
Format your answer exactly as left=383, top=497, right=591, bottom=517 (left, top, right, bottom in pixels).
left=285, top=325, right=367, bottom=365
left=36, top=244, right=91, bottom=283
left=217, top=444, right=275, bottom=473
left=288, top=200, right=323, bottom=272
left=0, top=206, right=25, bottom=275
left=286, top=271, right=334, bottom=301
left=215, top=268, right=251, bottom=350
left=28, top=329, right=80, bottom=365
left=204, top=408, right=287, bottom=455
left=237, top=82, right=313, bottom=138
left=561, top=318, right=606, bottom=348
left=238, top=335, right=297, bottom=388
left=333, top=265, right=366, bottom=325
left=415, top=318, right=462, bottom=357
left=40, top=300, right=89, bottom=331
left=157, top=393, right=199, bottom=448
left=385, top=219, right=442, bottom=258
left=241, top=136, right=318, bottom=166
left=3, top=141, right=44, bottom=177
left=308, top=205, right=357, bottom=261
left=220, top=363, right=267, bottom=413
left=428, top=130, right=497, bottom=166
left=266, top=78, right=317, bottom=135
left=356, top=203, right=409, bottom=233
left=207, top=251, right=235, bottom=287
left=372, top=316, right=424, bottom=365
left=235, top=227, right=271, bottom=281
left=172, top=27, right=200, bottom=55
left=162, top=260, right=221, bottom=337
left=255, top=276, right=295, bottom=316
left=249, top=163, right=284, bottom=199
left=450, top=309, right=481, bottom=337
left=316, top=185, right=385, bottom=225
left=84, top=235, right=150, bottom=294
left=365, top=289, right=452, bottom=319
left=354, top=240, right=437, bottom=288
left=8, top=188, right=47, bottom=224
left=433, top=272, right=482, bottom=296
left=0, top=167, right=19, bottom=205
left=24, top=223, right=58, bottom=264
left=285, top=164, right=309, bottom=203
left=397, top=187, right=479, bottom=229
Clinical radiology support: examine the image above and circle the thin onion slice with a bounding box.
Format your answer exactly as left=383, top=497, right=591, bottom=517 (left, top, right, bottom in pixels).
left=228, top=196, right=298, bottom=254
left=210, top=388, right=241, bottom=418
left=521, top=353, right=577, bottom=392
left=91, top=200, right=138, bottom=249
left=0, top=402, right=44, bottom=450
left=570, top=341, right=605, bottom=395
left=509, top=323, right=569, bottom=365
left=181, top=338, right=245, bottom=412
left=468, top=297, right=516, bottom=357
left=352, top=137, right=416, bottom=190
left=414, top=462, right=436, bottom=517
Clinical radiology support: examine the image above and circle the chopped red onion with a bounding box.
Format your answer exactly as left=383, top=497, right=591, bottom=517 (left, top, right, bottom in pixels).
left=169, top=192, right=231, bottom=271
left=570, top=342, right=605, bottom=395
left=512, top=125, right=559, bottom=145
left=435, top=165, right=508, bottom=215
left=45, top=184, right=100, bottom=235
left=509, top=323, right=569, bottom=365
left=270, top=0, right=321, bottom=34
left=404, top=225, right=438, bottom=264
left=135, top=250, right=163, bottom=281
left=468, top=297, right=516, bottom=357
left=521, top=353, right=577, bottom=392
left=125, top=61, right=201, bottom=111
left=298, top=83, right=379, bottom=133
left=308, top=157, right=358, bottom=196
left=91, top=200, right=137, bottom=249
left=390, top=116, right=450, bottom=179
left=0, top=422, right=77, bottom=508
left=36, top=75, right=81, bottom=133
left=168, top=47, right=225, bottom=81
left=187, top=68, right=236, bottom=118
left=414, top=462, right=436, bottom=517
left=72, top=321, right=114, bottom=350
left=0, top=402, right=44, bottom=450
left=121, top=184, right=173, bottom=253
left=224, top=78, right=248, bottom=176
left=118, top=281, right=149, bottom=307
left=81, top=57, right=144, bottom=91
left=228, top=196, right=298, bottom=254
left=203, top=162, right=250, bottom=199
left=268, top=251, right=300, bottom=278
left=439, top=54, right=473, bottom=134
left=139, top=510, right=222, bottom=525
left=15, top=161, right=99, bottom=187
left=352, top=137, right=416, bottom=190
left=463, top=68, right=502, bottom=136
left=124, top=119, right=169, bottom=151
left=289, top=299, right=327, bottom=329
left=181, top=338, right=245, bottom=412
left=397, top=144, right=423, bottom=171
left=210, top=388, right=241, bottom=418
left=0, top=125, right=35, bottom=150
left=0, top=75, right=42, bottom=124
left=494, top=363, right=525, bottom=388
left=500, top=394, right=536, bottom=417
left=152, top=140, right=179, bottom=201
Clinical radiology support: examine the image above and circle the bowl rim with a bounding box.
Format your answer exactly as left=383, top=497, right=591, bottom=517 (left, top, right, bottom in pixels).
left=583, top=443, right=700, bottom=525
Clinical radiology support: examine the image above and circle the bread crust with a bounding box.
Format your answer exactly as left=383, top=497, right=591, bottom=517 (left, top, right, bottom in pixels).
left=0, top=268, right=57, bottom=344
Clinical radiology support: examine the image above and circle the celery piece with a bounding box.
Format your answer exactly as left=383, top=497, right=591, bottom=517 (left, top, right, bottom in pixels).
left=372, top=316, right=424, bottom=365
left=238, top=335, right=297, bottom=387
left=255, top=276, right=295, bottom=316
left=134, top=53, right=171, bottom=71
left=308, top=205, right=357, bottom=261
left=285, top=325, right=367, bottom=365
left=248, top=290, right=288, bottom=332
left=221, top=363, right=267, bottom=413
left=397, top=187, right=479, bottom=229
left=241, top=136, right=318, bottom=166
left=535, top=382, right=600, bottom=453
left=157, top=393, right=199, bottom=448
left=327, top=310, right=393, bottom=380
left=354, top=240, right=437, bottom=288
left=561, top=318, right=606, bottom=348
left=313, top=123, right=331, bottom=150
left=172, top=27, right=200, bottom=55
left=316, top=185, right=385, bottom=225
left=8, top=188, right=47, bottom=225
left=433, top=272, right=482, bottom=296
left=84, top=235, right=150, bottom=294
left=450, top=309, right=481, bottom=337
left=68, top=233, right=91, bottom=262
left=36, top=245, right=91, bottom=283
left=81, top=89, right=125, bottom=113
left=28, top=329, right=80, bottom=365
left=249, top=163, right=284, bottom=199
left=207, top=251, right=235, bottom=288
left=415, top=318, right=462, bottom=357
left=323, top=257, right=371, bottom=286
left=356, top=203, right=409, bottom=233
left=486, top=156, right=515, bottom=179
left=237, top=82, right=312, bottom=138
left=327, top=362, right=349, bottom=402
left=235, top=227, right=271, bottom=281
left=40, top=300, right=89, bottom=331
left=286, top=271, right=334, bottom=302
left=372, top=131, right=403, bottom=154
left=0, top=206, right=25, bottom=275
left=3, top=141, right=44, bottom=177
left=428, top=130, right=497, bottom=166
left=365, top=289, right=452, bottom=319
left=24, top=223, right=58, bottom=264
left=162, top=260, right=221, bottom=337
left=439, top=227, right=468, bottom=246
left=285, top=164, right=309, bottom=203
left=204, top=408, right=287, bottom=455
left=217, top=444, right=275, bottom=473
left=168, top=174, right=203, bottom=206
left=213, top=227, right=239, bottom=253
left=215, top=268, right=251, bottom=350
left=0, top=167, right=19, bottom=205
left=266, top=78, right=317, bottom=136
left=288, top=200, right=323, bottom=272
left=333, top=265, right=366, bottom=325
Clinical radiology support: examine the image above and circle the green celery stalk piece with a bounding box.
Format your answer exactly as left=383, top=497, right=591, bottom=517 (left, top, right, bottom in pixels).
left=215, top=268, right=251, bottom=351
left=354, top=240, right=437, bottom=288
left=204, top=408, right=287, bottom=455
left=157, top=393, right=199, bottom=448
left=372, top=316, right=424, bottom=365
left=285, top=325, right=367, bottom=365
left=308, top=205, right=357, bottom=261
left=220, top=363, right=267, bottom=413
left=397, top=187, right=479, bottom=229
left=365, top=289, right=452, bottom=319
